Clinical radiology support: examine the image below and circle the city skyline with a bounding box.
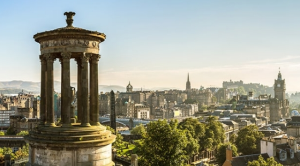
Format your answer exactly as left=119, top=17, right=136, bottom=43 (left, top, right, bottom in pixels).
left=1, top=1, right=300, bottom=91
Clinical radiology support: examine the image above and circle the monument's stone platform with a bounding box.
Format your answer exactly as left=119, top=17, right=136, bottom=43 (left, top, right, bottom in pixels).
left=25, top=125, right=115, bottom=166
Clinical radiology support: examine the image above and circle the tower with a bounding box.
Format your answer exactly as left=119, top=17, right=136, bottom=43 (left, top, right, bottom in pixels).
left=186, top=73, right=191, bottom=90
left=274, top=70, right=286, bottom=100
left=270, top=69, right=289, bottom=122
left=25, top=12, right=115, bottom=166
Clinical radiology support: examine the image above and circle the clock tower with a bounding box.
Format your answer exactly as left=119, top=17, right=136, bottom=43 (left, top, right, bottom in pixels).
left=274, top=70, right=286, bottom=100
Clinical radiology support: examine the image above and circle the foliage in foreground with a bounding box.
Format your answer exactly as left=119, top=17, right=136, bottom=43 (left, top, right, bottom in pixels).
left=235, top=125, right=263, bottom=155
left=247, top=155, right=282, bottom=166
left=215, top=143, right=238, bottom=165
left=16, top=131, right=29, bottom=136
left=130, top=123, right=146, bottom=136
left=138, top=119, right=189, bottom=166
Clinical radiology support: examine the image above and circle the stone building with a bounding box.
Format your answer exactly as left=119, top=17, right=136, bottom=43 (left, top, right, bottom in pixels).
left=188, top=89, right=213, bottom=106
left=99, top=92, right=110, bottom=116
left=24, top=12, right=115, bottom=166
left=9, top=115, right=39, bottom=133
left=260, top=136, right=300, bottom=166
left=134, top=104, right=150, bottom=119
left=154, top=108, right=168, bottom=119
left=287, top=116, right=300, bottom=138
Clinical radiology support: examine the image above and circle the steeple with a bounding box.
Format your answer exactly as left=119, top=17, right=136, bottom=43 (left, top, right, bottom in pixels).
left=186, top=73, right=191, bottom=90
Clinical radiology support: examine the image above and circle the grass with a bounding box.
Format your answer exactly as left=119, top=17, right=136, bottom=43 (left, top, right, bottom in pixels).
left=116, top=141, right=137, bottom=157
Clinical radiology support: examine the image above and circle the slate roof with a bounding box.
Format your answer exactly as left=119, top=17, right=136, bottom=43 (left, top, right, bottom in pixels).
left=274, top=143, right=300, bottom=165
left=231, top=153, right=269, bottom=166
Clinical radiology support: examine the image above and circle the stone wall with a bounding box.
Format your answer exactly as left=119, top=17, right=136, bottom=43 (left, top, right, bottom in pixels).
left=30, top=144, right=113, bottom=166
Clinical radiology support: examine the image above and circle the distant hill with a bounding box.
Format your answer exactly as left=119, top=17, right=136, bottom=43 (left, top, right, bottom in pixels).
left=0, top=81, right=181, bottom=94
left=0, top=80, right=126, bottom=94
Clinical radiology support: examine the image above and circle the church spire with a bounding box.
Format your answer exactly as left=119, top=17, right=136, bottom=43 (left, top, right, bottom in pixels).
left=186, top=73, right=191, bottom=90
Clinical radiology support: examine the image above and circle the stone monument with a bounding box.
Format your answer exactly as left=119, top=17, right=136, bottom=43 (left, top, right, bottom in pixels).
left=25, top=12, right=115, bottom=166
left=110, top=90, right=116, bottom=133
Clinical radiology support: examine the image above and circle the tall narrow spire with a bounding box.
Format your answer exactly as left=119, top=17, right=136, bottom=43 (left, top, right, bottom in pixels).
left=186, top=73, right=191, bottom=90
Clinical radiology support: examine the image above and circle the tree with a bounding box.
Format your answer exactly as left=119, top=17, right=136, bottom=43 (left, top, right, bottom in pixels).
left=114, top=133, right=123, bottom=149
left=106, top=126, right=115, bottom=134
left=201, top=116, right=225, bottom=150
left=130, top=124, right=146, bottom=137
left=138, top=119, right=189, bottom=166
left=105, top=126, right=123, bottom=149
left=5, top=127, right=15, bottom=135
left=178, top=118, right=205, bottom=152
left=237, top=86, right=246, bottom=95
left=229, top=133, right=237, bottom=144
left=247, top=155, right=282, bottom=166
left=215, top=143, right=238, bottom=165
left=0, top=131, right=4, bottom=136
left=200, top=105, right=208, bottom=111
left=235, top=125, right=263, bottom=155
left=16, top=131, right=29, bottom=136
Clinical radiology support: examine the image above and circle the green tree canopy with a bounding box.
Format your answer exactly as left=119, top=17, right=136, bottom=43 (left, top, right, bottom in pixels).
left=0, top=131, right=4, bottom=136
left=237, top=86, right=247, bottom=95
left=5, top=127, right=15, bottom=135
left=215, top=143, right=238, bottom=165
left=106, top=125, right=115, bottom=134
left=229, top=133, right=237, bottom=144
left=247, top=155, right=282, bottom=166
left=178, top=118, right=205, bottom=152
left=235, top=125, right=264, bottom=155
left=138, top=119, right=189, bottom=166
left=16, top=131, right=29, bottom=136
left=130, top=123, right=146, bottom=137
left=201, top=116, right=225, bottom=150
left=105, top=125, right=123, bottom=149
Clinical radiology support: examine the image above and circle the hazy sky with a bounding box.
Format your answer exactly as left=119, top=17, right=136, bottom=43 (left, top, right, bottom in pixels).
left=1, top=1, right=300, bottom=92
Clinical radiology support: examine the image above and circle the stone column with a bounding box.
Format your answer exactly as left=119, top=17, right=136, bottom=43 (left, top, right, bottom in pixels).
left=75, top=58, right=82, bottom=123
left=89, top=54, right=100, bottom=126
left=60, top=52, right=72, bottom=127
left=45, top=54, right=55, bottom=127
left=39, top=55, right=47, bottom=126
left=81, top=53, right=91, bottom=127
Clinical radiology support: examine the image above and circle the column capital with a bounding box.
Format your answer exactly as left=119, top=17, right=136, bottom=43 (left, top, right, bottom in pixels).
left=44, top=53, right=56, bottom=62
left=59, top=52, right=71, bottom=63
left=39, top=55, right=46, bottom=62
left=89, top=54, right=101, bottom=63
left=81, top=53, right=90, bottom=63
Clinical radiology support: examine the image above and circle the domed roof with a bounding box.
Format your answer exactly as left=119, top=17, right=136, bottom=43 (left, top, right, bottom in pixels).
left=33, top=12, right=106, bottom=43
left=127, top=82, right=133, bottom=88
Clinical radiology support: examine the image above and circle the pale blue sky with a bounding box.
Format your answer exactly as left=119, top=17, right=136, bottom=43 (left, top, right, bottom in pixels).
left=1, top=1, right=300, bottom=91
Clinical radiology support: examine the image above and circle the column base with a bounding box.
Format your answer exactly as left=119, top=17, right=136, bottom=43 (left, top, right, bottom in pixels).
left=45, top=123, right=56, bottom=127
left=91, top=122, right=101, bottom=126
left=38, top=122, right=45, bottom=126
left=61, top=124, right=73, bottom=128
left=80, top=123, right=91, bottom=127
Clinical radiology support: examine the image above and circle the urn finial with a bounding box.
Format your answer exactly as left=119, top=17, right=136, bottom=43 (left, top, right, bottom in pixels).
left=64, top=11, right=76, bottom=27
